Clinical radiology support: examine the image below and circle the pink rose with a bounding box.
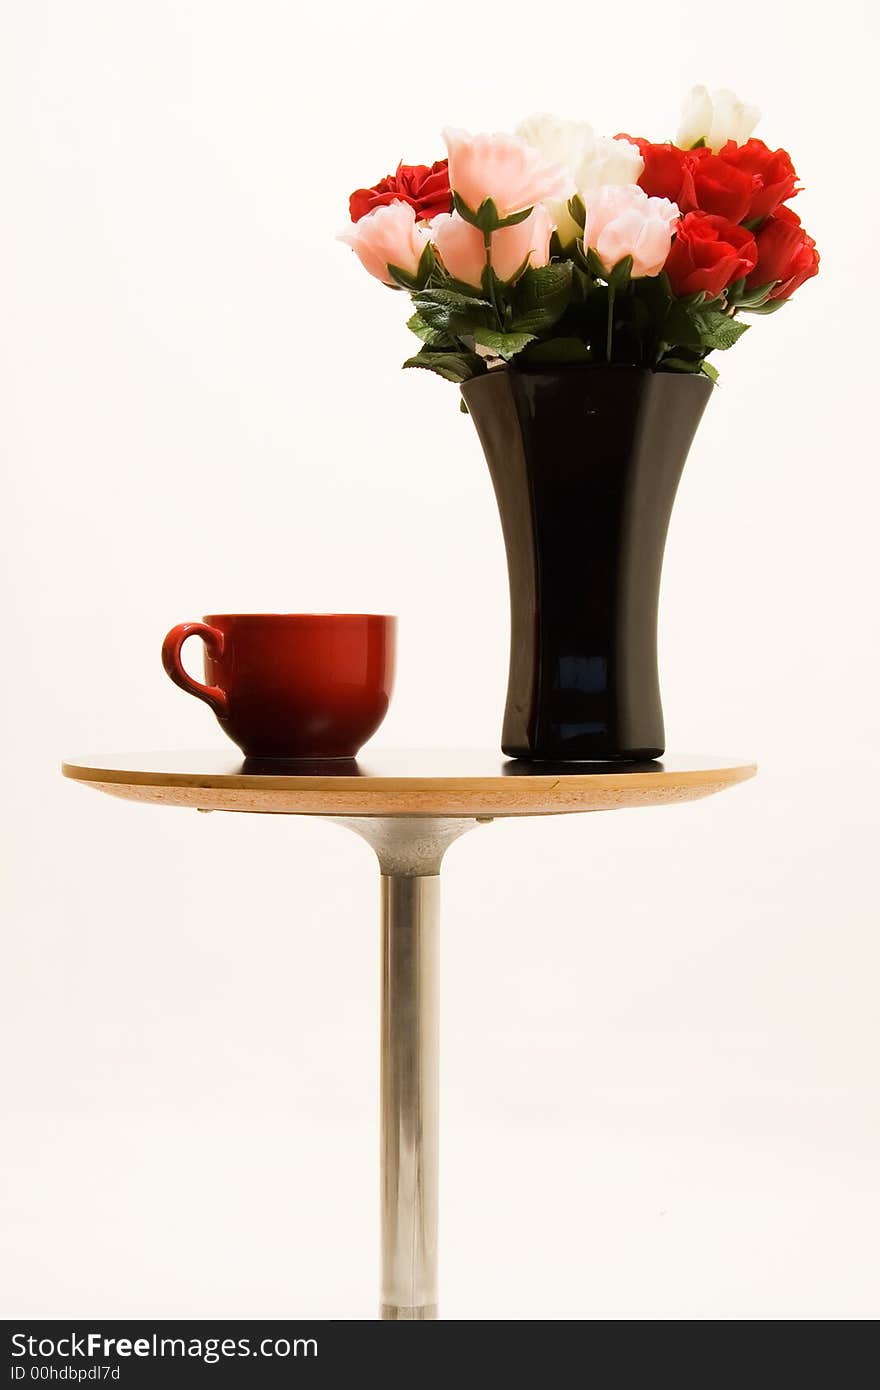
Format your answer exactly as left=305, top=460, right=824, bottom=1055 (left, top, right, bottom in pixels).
left=442, top=127, right=571, bottom=220
left=338, top=200, right=431, bottom=286
left=583, top=185, right=679, bottom=278
left=431, top=205, right=554, bottom=289
left=430, top=213, right=485, bottom=288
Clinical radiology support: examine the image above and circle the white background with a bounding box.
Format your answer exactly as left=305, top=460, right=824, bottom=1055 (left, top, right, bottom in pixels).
left=2, top=0, right=878, bottom=1320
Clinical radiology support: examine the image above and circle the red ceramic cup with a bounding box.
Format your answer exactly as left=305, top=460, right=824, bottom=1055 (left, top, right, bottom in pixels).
left=161, top=613, right=396, bottom=759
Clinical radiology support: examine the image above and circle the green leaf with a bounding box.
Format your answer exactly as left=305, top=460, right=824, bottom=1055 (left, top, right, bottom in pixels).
left=570, top=263, right=599, bottom=305
left=567, top=193, right=586, bottom=229
left=442, top=275, right=491, bottom=299
left=660, top=350, right=721, bottom=383
left=451, top=193, right=533, bottom=233
left=452, top=191, right=483, bottom=227
left=692, top=309, right=750, bottom=350
left=386, top=243, right=435, bottom=292
left=660, top=302, right=704, bottom=350
left=631, top=271, right=672, bottom=314
left=520, top=336, right=593, bottom=365
left=660, top=356, right=704, bottom=374
left=726, top=278, right=776, bottom=310
left=657, top=297, right=751, bottom=357
left=548, top=230, right=567, bottom=261
left=472, top=197, right=500, bottom=231
left=741, top=297, right=786, bottom=315
left=494, top=205, right=533, bottom=229
left=472, top=328, right=536, bottom=361
left=387, top=263, right=419, bottom=291
left=734, top=282, right=778, bottom=310
left=585, top=246, right=608, bottom=281
left=402, top=350, right=487, bottom=383
left=689, top=137, right=707, bottom=149
left=481, top=263, right=507, bottom=303
left=411, top=287, right=496, bottom=335
left=509, top=263, right=573, bottom=334
left=417, top=242, right=436, bottom=286
left=406, top=311, right=455, bottom=348
left=726, top=277, right=747, bottom=302
left=608, top=255, right=633, bottom=291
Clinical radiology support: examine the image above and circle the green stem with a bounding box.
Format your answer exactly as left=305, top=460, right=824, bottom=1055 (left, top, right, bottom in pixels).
left=484, top=229, right=502, bottom=328
left=606, top=285, right=615, bottom=363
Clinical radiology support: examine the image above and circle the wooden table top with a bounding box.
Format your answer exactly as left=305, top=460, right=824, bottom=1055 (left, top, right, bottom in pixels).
left=61, top=749, right=756, bottom=818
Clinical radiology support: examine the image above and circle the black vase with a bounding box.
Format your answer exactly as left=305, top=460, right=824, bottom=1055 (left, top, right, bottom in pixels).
left=461, top=366, right=712, bottom=762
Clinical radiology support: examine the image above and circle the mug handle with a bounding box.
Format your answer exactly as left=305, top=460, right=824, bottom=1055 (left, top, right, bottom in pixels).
left=161, top=622, right=228, bottom=717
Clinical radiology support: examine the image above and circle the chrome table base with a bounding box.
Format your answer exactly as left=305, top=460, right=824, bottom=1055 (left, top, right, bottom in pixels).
left=329, top=816, right=488, bottom=1321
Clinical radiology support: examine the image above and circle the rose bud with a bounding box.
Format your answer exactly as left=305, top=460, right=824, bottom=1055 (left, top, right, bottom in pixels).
left=583, top=185, right=680, bottom=279
left=431, top=205, right=554, bottom=289
left=442, top=127, right=571, bottom=221
left=338, top=200, right=431, bottom=286
left=665, top=211, right=758, bottom=298
left=677, top=85, right=760, bottom=153
left=349, top=160, right=452, bottom=224
left=746, top=206, right=819, bottom=300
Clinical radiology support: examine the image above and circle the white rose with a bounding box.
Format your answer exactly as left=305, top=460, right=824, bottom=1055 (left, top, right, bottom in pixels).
left=516, top=113, right=595, bottom=176
left=516, top=114, right=644, bottom=247
left=677, top=85, right=760, bottom=153
left=579, top=134, right=643, bottom=191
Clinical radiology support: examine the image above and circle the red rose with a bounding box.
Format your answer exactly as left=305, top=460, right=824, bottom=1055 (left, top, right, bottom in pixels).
left=687, top=148, right=757, bottom=223
left=665, top=212, right=758, bottom=298
left=746, top=206, right=819, bottom=300
left=618, top=135, right=697, bottom=210
left=717, top=139, right=799, bottom=221
left=619, top=135, right=755, bottom=221
left=349, top=160, right=451, bottom=224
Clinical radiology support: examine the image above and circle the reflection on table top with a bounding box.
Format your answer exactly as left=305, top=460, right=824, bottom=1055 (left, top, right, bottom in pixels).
left=62, top=749, right=756, bottom=818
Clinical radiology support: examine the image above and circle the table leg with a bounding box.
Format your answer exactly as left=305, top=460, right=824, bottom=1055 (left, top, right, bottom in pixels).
left=327, top=816, right=487, bottom=1320
left=380, top=870, right=438, bottom=1319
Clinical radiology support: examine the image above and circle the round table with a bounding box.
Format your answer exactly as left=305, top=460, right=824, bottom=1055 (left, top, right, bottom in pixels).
left=62, top=749, right=756, bottom=1320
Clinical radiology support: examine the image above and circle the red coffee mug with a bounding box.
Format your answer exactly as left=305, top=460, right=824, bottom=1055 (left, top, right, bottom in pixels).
left=161, top=613, right=396, bottom=758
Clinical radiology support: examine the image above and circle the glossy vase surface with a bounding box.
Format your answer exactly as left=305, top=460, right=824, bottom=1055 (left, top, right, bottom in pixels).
left=461, top=366, right=712, bottom=761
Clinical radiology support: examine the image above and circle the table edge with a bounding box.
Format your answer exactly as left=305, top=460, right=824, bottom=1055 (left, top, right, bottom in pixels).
left=61, top=758, right=758, bottom=795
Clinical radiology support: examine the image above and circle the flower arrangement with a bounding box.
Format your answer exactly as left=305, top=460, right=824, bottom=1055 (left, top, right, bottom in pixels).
left=340, top=87, right=819, bottom=391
